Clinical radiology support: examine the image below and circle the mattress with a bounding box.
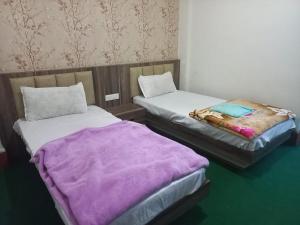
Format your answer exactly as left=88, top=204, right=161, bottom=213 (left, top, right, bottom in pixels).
left=14, top=106, right=121, bottom=156
left=14, top=105, right=207, bottom=225
left=134, top=91, right=296, bottom=151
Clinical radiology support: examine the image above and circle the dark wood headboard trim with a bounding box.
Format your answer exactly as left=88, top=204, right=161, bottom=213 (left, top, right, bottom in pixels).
left=0, top=59, right=180, bottom=162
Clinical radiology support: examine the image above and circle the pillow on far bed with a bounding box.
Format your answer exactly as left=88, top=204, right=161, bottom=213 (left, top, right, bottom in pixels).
left=21, top=82, right=88, bottom=121
left=138, top=71, right=177, bottom=98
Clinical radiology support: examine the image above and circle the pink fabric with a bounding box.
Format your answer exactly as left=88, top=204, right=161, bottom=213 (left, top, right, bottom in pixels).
left=32, top=121, right=209, bottom=225
left=232, top=125, right=256, bottom=139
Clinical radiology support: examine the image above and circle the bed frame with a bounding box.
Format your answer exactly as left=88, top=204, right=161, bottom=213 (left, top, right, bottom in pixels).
left=145, top=113, right=294, bottom=169
left=147, top=179, right=210, bottom=225
left=128, top=62, right=297, bottom=169
left=0, top=59, right=211, bottom=225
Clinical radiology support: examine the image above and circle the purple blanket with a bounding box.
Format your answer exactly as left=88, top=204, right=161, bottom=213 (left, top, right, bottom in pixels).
left=32, top=121, right=209, bottom=225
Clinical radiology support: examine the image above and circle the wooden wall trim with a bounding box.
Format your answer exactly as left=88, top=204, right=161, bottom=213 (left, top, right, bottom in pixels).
left=0, top=59, right=180, bottom=162
left=92, top=59, right=180, bottom=108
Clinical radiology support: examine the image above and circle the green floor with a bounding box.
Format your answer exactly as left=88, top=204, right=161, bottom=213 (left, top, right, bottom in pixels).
left=1, top=145, right=300, bottom=225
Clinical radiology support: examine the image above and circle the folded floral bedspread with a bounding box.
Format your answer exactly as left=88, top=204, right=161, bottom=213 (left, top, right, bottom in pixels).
left=32, top=121, right=209, bottom=225
left=190, top=99, right=296, bottom=139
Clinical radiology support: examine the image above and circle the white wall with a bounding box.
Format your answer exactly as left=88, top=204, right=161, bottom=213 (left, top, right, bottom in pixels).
left=179, top=0, right=300, bottom=131
left=178, top=0, right=192, bottom=90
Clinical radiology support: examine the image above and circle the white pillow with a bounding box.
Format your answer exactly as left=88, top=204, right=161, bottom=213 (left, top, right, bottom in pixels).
left=138, top=72, right=177, bottom=98
left=21, top=82, right=88, bottom=121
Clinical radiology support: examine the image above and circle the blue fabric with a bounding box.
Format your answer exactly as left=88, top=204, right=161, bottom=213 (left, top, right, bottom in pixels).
left=211, top=103, right=254, bottom=118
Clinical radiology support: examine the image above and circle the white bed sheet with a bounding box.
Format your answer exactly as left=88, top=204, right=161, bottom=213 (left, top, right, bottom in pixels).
left=14, top=105, right=207, bottom=225
left=14, top=105, right=121, bottom=156
left=134, top=91, right=296, bottom=151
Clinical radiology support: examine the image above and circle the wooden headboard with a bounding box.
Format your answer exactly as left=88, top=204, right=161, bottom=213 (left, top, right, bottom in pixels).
left=10, top=72, right=96, bottom=118
left=129, top=63, right=176, bottom=97
left=0, top=59, right=180, bottom=162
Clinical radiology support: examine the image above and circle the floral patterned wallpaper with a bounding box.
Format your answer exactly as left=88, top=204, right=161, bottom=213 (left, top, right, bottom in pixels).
left=0, top=0, right=179, bottom=73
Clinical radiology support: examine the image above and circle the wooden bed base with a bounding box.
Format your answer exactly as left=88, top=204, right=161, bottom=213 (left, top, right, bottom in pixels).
left=147, top=179, right=210, bottom=225
left=291, top=132, right=300, bottom=146
left=297, top=134, right=300, bottom=146
left=145, top=113, right=295, bottom=169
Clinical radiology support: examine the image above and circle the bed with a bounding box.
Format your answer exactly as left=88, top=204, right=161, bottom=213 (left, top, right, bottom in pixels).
left=14, top=106, right=209, bottom=225
left=4, top=69, right=210, bottom=225
left=129, top=64, right=297, bottom=169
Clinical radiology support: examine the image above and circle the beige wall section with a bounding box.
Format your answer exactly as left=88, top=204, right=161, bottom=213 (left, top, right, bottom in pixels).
left=179, top=0, right=300, bottom=131
left=0, top=0, right=179, bottom=73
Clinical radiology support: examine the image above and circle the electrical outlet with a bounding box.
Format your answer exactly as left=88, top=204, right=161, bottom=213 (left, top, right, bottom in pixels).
left=105, top=93, right=120, bottom=101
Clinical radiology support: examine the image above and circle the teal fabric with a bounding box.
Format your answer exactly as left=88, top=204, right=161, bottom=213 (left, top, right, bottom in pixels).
left=212, top=103, right=254, bottom=118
